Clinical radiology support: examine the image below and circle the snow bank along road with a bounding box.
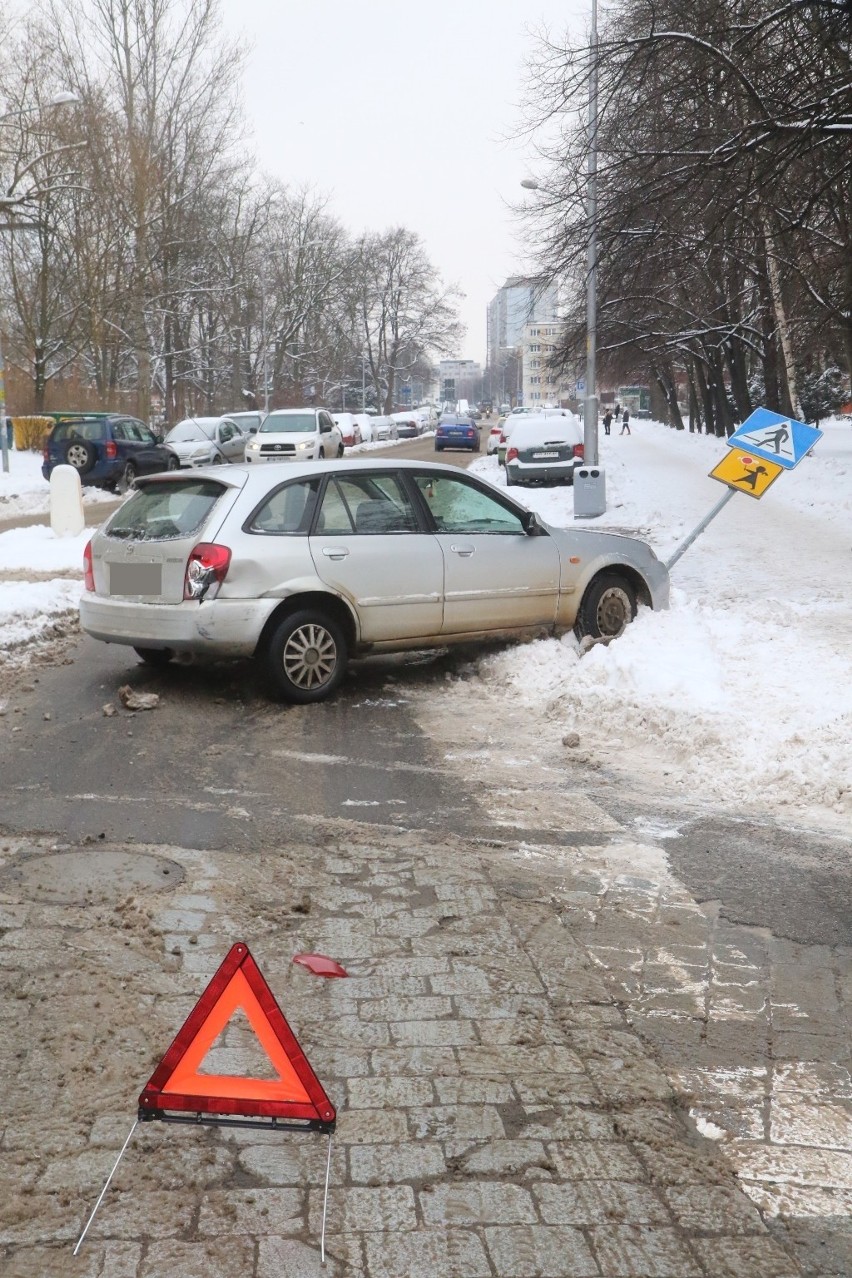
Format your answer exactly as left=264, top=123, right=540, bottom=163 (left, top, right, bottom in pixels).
left=466, top=416, right=852, bottom=838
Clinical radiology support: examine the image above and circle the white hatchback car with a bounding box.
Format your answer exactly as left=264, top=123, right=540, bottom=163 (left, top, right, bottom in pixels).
left=80, top=460, right=670, bottom=704
left=505, top=414, right=585, bottom=486
left=244, top=408, right=343, bottom=463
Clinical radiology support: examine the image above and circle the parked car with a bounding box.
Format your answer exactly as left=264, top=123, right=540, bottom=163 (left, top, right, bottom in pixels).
left=391, top=412, right=421, bottom=438
left=332, top=413, right=363, bottom=448
left=485, top=423, right=503, bottom=455
left=222, top=411, right=264, bottom=435
left=505, top=415, right=584, bottom=487
left=164, top=417, right=248, bottom=467
left=79, top=459, right=670, bottom=703
left=244, top=408, right=343, bottom=463
left=370, top=416, right=399, bottom=442
left=435, top=414, right=480, bottom=452
left=41, top=414, right=178, bottom=491
left=352, top=413, right=376, bottom=442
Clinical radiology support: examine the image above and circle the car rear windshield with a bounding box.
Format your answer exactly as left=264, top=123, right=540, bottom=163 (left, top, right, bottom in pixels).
left=52, top=420, right=107, bottom=442
left=259, top=413, right=316, bottom=434
left=105, top=480, right=226, bottom=541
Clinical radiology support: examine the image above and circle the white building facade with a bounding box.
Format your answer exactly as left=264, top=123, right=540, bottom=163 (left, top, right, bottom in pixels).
left=521, top=323, right=574, bottom=407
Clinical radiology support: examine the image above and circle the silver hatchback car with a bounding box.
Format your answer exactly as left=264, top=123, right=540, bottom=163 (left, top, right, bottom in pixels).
left=80, top=460, right=670, bottom=703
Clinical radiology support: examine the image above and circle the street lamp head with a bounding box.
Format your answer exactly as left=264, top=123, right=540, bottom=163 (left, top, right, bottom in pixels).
left=520, top=178, right=541, bottom=191
left=49, top=90, right=81, bottom=108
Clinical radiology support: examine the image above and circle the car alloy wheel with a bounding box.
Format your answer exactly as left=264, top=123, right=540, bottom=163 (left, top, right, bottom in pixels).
left=64, top=439, right=97, bottom=473
left=118, top=460, right=137, bottom=492
left=263, top=609, right=348, bottom=703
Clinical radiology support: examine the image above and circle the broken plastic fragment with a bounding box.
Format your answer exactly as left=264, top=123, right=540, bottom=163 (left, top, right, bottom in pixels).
left=292, top=953, right=349, bottom=978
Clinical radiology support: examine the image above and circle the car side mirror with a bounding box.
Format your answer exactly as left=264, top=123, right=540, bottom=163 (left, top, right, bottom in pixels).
left=522, top=510, right=546, bottom=536
left=320, top=423, right=331, bottom=433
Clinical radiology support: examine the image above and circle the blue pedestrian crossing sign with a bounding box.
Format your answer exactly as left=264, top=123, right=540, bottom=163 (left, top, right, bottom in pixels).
left=727, top=408, right=822, bottom=470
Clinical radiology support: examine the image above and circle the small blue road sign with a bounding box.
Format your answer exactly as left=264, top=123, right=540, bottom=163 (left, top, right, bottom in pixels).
left=728, top=408, right=822, bottom=470
left=575, top=379, right=585, bottom=393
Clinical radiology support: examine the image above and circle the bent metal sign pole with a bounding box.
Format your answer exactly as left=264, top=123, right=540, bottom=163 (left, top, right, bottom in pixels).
left=665, top=407, right=823, bottom=573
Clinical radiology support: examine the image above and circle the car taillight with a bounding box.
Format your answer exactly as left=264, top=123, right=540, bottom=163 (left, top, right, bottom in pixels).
left=184, top=542, right=231, bottom=601
left=83, top=539, right=95, bottom=592
left=105, top=440, right=117, bottom=460
left=573, top=443, right=585, bottom=459
left=506, top=447, right=519, bottom=463
left=490, top=426, right=501, bottom=436
left=500, top=433, right=507, bottom=444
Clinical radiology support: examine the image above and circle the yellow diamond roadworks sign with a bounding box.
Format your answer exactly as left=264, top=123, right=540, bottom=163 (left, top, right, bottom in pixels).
left=709, top=448, right=784, bottom=499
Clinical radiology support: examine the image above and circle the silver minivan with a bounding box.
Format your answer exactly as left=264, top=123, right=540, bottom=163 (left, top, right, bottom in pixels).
left=244, top=408, right=343, bottom=464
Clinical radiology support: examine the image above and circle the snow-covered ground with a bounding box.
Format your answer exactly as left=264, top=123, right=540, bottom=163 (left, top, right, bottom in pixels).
left=0, top=449, right=115, bottom=520
left=465, top=416, right=852, bottom=833
left=2, top=420, right=850, bottom=831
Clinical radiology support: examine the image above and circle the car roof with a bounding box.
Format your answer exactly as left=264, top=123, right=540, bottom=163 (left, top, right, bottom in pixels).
left=137, top=458, right=502, bottom=496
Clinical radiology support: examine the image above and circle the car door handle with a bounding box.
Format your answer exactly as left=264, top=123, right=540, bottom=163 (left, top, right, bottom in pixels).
left=450, top=544, right=475, bottom=557
left=321, top=547, right=349, bottom=560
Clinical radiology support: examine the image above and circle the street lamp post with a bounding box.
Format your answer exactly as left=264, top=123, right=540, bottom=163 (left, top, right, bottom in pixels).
left=520, top=0, right=605, bottom=515
left=0, top=89, right=81, bottom=473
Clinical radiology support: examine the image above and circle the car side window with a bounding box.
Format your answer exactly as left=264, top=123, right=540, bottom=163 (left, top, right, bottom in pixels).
left=111, top=420, right=128, bottom=441
left=336, top=474, right=418, bottom=533
left=247, top=478, right=321, bottom=535
left=316, top=479, right=355, bottom=534
left=219, top=422, right=236, bottom=442
left=413, top=475, right=525, bottom=535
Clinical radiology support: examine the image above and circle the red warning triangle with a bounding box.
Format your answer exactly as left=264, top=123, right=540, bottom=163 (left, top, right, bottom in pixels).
left=139, top=942, right=335, bottom=1128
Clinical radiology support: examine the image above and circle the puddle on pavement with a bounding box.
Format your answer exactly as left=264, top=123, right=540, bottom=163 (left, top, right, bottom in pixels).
left=0, top=846, right=184, bottom=904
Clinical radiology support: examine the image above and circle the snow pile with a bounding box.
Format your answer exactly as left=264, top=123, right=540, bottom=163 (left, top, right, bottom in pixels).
left=0, top=450, right=115, bottom=520
left=468, top=416, right=852, bottom=829
left=0, top=525, right=90, bottom=573
left=0, top=578, right=82, bottom=649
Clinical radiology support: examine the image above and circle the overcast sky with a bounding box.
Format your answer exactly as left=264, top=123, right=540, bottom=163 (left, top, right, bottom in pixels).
left=220, top=0, right=588, bottom=365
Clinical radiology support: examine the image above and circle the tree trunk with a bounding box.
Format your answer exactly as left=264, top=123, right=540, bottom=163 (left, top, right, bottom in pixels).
left=760, top=209, right=802, bottom=419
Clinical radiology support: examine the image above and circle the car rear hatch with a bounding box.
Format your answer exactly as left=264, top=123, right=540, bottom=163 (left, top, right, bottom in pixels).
left=516, top=437, right=580, bottom=464
left=90, top=473, right=244, bottom=603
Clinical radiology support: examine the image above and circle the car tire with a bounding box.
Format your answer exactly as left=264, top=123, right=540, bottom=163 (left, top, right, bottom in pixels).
left=134, top=646, right=174, bottom=667
left=318, top=447, right=325, bottom=460
left=117, top=460, right=137, bottom=492
left=262, top=609, right=347, bottom=704
left=337, top=443, right=344, bottom=458
left=211, top=455, right=223, bottom=465
left=575, top=573, right=637, bottom=640
left=166, top=454, right=180, bottom=471
left=63, top=437, right=97, bottom=475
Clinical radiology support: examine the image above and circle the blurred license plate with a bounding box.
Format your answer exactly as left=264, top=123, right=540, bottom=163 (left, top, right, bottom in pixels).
left=533, top=451, right=559, bottom=459
left=110, top=563, right=162, bottom=595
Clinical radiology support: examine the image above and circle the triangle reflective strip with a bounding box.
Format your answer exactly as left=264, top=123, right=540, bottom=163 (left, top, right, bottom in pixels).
left=161, top=968, right=312, bottom=1103
left=139, top=942, right=336, bottom=1125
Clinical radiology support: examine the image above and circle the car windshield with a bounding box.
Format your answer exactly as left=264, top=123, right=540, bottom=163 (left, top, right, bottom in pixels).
left=260, top=413, right=316, bottom=434
left=165, top=421, right=216, bottom=443
left=105, top=480, right=225, bottom=541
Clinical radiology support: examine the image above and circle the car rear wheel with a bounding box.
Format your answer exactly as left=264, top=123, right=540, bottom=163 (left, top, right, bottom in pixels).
left=134, top=646, right=174, bottom=667
left=63, top=438, right=97, bottom=475
left=263, top=609, right=348, bottom=704
left=117, top=460, right=137, bottom=492
left=337, top=443, right=344, bottom=458
left=575, top=574, right=637, bottom=640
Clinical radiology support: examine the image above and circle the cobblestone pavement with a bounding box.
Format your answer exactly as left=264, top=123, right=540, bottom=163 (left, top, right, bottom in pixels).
left=413, top=684, right=852, bottom=1277
left=0, top=808, right=816, bottom=1278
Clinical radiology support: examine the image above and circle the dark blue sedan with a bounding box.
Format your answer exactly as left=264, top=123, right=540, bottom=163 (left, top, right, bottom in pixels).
left=434, top=414, right=481, bottom=453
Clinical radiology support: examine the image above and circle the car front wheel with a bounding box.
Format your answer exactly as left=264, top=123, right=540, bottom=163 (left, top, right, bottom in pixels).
left=262, top=609, right=347, bottom=703
left=575, top=573, right=637, bottom=640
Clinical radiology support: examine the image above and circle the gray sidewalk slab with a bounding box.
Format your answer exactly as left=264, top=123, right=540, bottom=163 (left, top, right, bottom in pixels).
left=0, top=819, right=811, bottom=1276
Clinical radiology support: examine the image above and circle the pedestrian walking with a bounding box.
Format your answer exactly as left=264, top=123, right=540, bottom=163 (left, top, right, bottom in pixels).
left=613, top=402, right=620, bottom=419
left=602, top=411, right=612, bottom=436
left=620, top=409, right=631, bottom=435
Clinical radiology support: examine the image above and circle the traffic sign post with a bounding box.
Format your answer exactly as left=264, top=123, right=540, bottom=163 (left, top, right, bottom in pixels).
left=665, top=405, right=822, bottom=572
left=74, top=942, right=339, bottom=1264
